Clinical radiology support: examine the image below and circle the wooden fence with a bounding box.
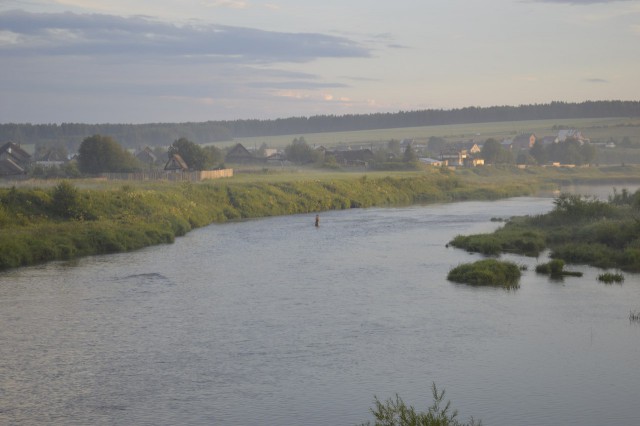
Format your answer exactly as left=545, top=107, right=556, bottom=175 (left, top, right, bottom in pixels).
left=100, top=169, right=233, bottom=182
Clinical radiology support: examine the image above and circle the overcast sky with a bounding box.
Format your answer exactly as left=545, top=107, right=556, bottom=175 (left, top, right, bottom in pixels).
left=1, top=0, right=639, bottom=123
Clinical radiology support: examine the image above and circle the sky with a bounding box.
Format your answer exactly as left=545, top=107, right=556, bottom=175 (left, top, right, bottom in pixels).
left=1, top=0, right=639, bottom=124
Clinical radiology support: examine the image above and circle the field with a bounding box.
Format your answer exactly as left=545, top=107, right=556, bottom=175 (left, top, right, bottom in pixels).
left=223, top=117, right=640, bottom=151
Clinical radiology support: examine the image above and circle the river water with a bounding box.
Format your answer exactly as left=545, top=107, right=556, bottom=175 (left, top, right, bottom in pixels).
left=1, top=193, right=640, bottom=425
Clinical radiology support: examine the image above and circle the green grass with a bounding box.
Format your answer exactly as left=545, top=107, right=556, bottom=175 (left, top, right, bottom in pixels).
left=597, top=272, right=625, bottom=284
left=0, top=172, right=536, bottom=271
left=4, top=163, right=640, bottom=271
left=447, top=259, right=522, bottom=289
left=360, top=383, right=482, bottom=426
left=450, top=189, right=640, bottom=272
left=226, top=117, right=640, bottom=151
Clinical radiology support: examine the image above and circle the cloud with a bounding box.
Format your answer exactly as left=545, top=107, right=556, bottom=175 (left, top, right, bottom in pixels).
left=202, top=0, right=249, bottom=9
left=586, top=78, right=609, bottom=83
left=249, top=81, right=349, bottom=90
left=0, top=9, right=371, bottom=62
left=528, top=0, right=633, bottom=4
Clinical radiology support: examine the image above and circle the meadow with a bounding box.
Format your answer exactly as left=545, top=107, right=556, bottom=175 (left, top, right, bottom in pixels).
left=225, top=117, right=640, bottom=151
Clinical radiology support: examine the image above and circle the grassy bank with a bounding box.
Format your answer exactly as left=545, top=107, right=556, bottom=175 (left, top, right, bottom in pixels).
left=0, top=170, right=536, bottom=271
left=450, top=189, right=640, bottom=272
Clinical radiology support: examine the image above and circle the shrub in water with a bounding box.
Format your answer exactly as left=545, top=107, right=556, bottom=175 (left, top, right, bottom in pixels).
left=447, top=259, right=521, bottom=289
left=597, top=272, right=624, bottom=284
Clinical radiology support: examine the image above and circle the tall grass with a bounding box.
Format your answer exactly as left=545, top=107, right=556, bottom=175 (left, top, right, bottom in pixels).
left=0, top=172, right=535, bottom=271
left=450, top=189, right=640, bottom=272
left=447, top=259, right=521, bottom=289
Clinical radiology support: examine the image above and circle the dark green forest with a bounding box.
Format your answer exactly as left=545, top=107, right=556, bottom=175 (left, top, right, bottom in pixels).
left=1, top=100, right=639, bottom=150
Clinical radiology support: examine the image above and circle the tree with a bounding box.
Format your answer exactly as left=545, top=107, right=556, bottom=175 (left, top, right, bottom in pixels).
left=529, top=140, right=547, bottom=165
left=285, top=137, right=319, bottom=164
left=403, top=143, right=418, bottom=163
left=168, top=137, right=210, bottom=170
left=77, top=134, right=141, bottom=174
left=480, top=138, right=501, bottom=164
left=427, top=136, right=447, bottom=155
left=257, top=142, right=269, bottom=158
left=387, top=139, right=401, bottom=156
left=481, top=138, right=513, bottom=164
left=203, top=145, right=224, bottom=167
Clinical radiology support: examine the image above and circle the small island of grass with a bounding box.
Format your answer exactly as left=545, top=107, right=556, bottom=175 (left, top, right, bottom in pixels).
left=535, top=259, right=583, bottom=278
left=447, top=259, right=521, bottom=289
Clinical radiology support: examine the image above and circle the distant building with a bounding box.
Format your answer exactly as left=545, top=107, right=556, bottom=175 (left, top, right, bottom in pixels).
left=0, top=142, right=31, bottom=176
left=327, top=148, right=374, bottom=167
left=164, top=153, right=189, bottom=171
left=419, top=158, right=444, bottom=166
left=511, top=133, right=536, bottom=150
left=136, top=147, right=158, bottom=167
left=35, top=149, right=67, bottom=168
left=556, top=129, right=589, bottom=144
left=225, top=143, right=256, bottom=164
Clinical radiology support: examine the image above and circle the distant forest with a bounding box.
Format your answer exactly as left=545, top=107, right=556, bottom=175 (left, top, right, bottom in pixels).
left=2, top=100, right=639, bottom=150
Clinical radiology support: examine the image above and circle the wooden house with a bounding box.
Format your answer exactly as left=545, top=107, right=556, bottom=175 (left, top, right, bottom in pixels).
left=511, top=133, right=536, bottom=150
left=329, top=148, right=374, bottom=167
left=136, top=146, right=158, bottom=167
left=225, top=143, right=256, bottom=164
left=164, top=153, right=189, bottom=171
left=35, top=149, right=67, bottom=168
left=556, top=129, right=589, bottom=144
left=0, top=142, right=31, bottom=176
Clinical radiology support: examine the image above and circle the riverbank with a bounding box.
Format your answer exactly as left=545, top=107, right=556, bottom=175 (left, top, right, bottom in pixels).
left=0, top=169, right=536, bottom=271
left=3, top=165, right=640, bottom=272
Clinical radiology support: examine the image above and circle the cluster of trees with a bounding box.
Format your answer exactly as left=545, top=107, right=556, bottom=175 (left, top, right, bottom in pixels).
left=167, top=137, right=223, bottom=170
left=281, top=137, right=420, bottom=169
left=0, top=122, right=231, bottom=151
left=72, top=135, right=224, bottom=174
left=529, top=139, right=596, bottom=165
left=3, top=101, right=638, bottom=148
left=476, top=138, right=596, bottom=166
left=284, top=137, right=321, bottom=164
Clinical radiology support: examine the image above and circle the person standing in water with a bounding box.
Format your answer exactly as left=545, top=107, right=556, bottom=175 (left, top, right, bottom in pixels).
left=315, top=214, right=320, bottom=227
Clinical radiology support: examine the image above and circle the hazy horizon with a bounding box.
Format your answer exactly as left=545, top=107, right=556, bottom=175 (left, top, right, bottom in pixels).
left=2, top=0, right=639, bottom=124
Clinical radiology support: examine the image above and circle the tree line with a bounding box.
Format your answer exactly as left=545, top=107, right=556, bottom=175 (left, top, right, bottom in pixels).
left=2, top=101, right=638, bottom=150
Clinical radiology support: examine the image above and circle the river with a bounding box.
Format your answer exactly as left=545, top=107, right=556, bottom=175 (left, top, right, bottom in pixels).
left=1, top=192, right=639, bottom=425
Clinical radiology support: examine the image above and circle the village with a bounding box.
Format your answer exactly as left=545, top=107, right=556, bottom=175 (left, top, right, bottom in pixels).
left=0, top=126, right=607, bottom=181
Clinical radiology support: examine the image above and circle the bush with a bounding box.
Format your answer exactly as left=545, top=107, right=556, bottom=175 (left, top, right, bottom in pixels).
left=597, top=272, right=624, bottom=284
left=360, top=383, right=481, bottom=426
left=447, top=259, right=521, bottom=289
left=535, top=259, right=583, bottom=278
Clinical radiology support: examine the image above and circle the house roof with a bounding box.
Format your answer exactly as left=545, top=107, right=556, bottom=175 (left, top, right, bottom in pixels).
left=329, top=148, right=374, bottom=161
left=0, top=157, right=26, bottom=175
left=164, top=153, right=189, bottom=171
left=36, top=149, right=66, bottom=162
left=136, top=147, right=158, bottom=163
left=226, top=143, right=253, bottom=159
left=0, top=142, right=31, bottom=164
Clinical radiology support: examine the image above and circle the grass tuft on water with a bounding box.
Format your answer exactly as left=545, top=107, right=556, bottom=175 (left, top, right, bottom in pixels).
left=447, top=259, right=521, bottom=289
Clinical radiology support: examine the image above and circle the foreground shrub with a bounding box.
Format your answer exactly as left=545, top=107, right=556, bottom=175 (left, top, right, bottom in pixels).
left=360, top=383, right=481, bottom=426
left=447, top=259, right=521, bottom=289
